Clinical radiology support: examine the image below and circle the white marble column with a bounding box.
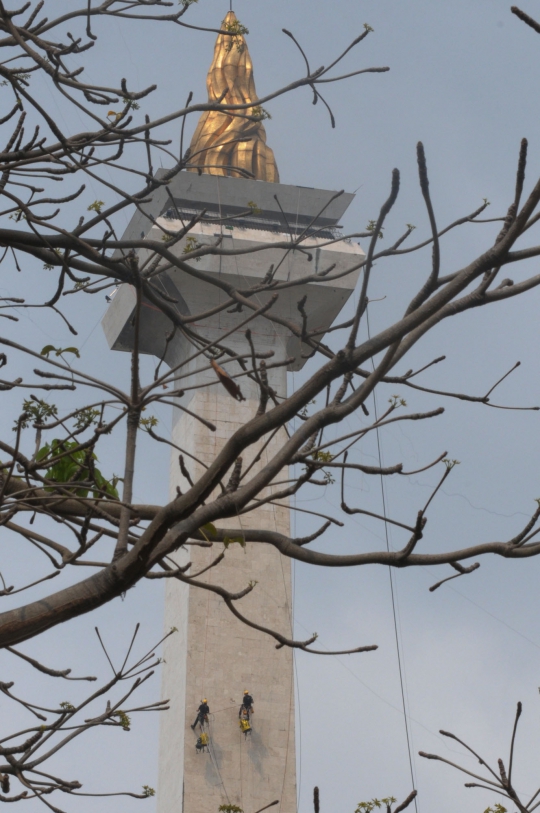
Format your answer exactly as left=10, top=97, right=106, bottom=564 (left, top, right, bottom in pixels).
left=158, top=353, right=297, bottom=813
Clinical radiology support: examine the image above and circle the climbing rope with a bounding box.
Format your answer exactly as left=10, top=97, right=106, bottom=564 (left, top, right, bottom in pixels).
left=366, top=304, right=418, bottom=811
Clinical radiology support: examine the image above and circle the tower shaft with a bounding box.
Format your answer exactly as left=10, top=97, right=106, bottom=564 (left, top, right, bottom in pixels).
left=158, top=367, right=297, bottom=813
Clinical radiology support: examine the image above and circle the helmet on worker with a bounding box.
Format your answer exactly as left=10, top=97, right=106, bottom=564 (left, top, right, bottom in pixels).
left=244, top=690, right=249, bottom=694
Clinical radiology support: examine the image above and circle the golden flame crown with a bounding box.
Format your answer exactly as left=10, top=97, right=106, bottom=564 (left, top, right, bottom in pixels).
left=187, top=11, right=279, bottom=183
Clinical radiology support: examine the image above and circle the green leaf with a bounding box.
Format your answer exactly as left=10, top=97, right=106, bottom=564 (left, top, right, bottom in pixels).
left=36, top=443, right=51, bottom=462
left=355, top=798, right=396, bottom=813
left=140, top=415, right=159, bottom=430
left=114, top=710, right=131, bottom=731
left=74, top=408, right=100, bottom=430
left=87, top=200, right=105, bottom=213
left=40, top=345, right=80, bottom=360
left=312, top=450, right=333, bottom=463
left=182, top=235, right=202, bottom=261
left=15, top=399, right=58, bottom=430
left=251, top=105, right=271, bottom=121
left=223, top=19, right=249, bottom=53
left=223, top=535, right=246, bottom=549
left=199, top=522, right=217, bottom=539
left=37, top=439, right=118, bottom=499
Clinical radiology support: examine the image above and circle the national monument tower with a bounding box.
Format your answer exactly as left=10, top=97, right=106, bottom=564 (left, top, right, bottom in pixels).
left=103, top=12, right=365, bottom=813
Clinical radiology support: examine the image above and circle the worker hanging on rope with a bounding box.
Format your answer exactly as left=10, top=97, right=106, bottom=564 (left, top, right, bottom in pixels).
left=191, top=698, right=210, bottom=731
left=196, top=732, right=209, bottom=753
left=239, top=689, right=254, bottom=720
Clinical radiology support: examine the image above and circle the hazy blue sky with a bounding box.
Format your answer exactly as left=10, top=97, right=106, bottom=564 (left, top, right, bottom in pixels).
left=4, top=3, right=540, bottom=813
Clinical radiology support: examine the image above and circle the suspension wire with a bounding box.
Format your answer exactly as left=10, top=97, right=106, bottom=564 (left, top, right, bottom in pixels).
left=207, top=714, right=231, bottom=803
left=239, top=720, right=244, bottom=810
left=277, top=559, right=295, bottom=813
left=293, top=644, right=302, bottom=813
left=365, top=305, right=418, bottom=811
left=292, top=371, right=302, bottom=813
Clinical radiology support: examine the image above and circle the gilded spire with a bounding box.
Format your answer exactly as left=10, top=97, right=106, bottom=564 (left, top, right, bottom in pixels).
left=187, top=11, right=279, bottom=183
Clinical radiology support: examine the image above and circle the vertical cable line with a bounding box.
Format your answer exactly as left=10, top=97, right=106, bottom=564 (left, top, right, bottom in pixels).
left=275, top=472, right=296, bottom=813
left=239, top=721, right=244, bottom=811
left=365, top=306, right=418, bottom=811
left=293, top=622, right=302, bottom=813
left=292, top=373, right=302, bottom=813
left=209, top=734, right=231, bottom=804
